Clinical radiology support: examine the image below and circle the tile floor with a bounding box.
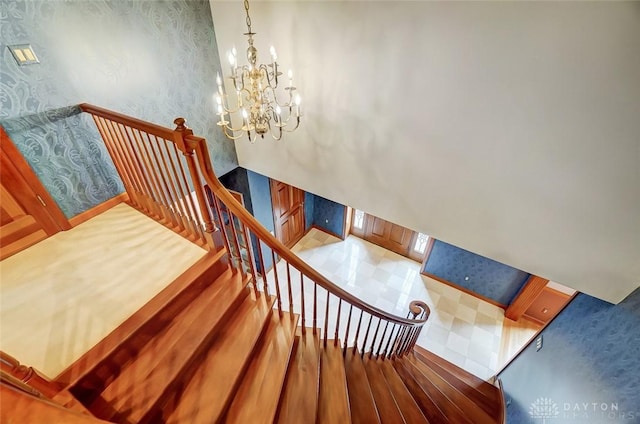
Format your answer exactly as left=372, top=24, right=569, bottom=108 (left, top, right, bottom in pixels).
left=266, top=228, right=516, bottom=380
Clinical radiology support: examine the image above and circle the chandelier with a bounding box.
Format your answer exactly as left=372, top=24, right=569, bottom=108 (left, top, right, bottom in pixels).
left=215, top=0, right=301, bottom=142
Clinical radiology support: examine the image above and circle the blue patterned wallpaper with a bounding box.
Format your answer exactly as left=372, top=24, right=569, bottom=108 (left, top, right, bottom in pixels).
left=423, top=240, right=530, bottom=305
left=499, top=288, right=640, bottom=423
left=1, top=0, right=237, bottom=217
left=1, top=107, right=122, bottom=217
left=310, top=193, right=346, bottom=238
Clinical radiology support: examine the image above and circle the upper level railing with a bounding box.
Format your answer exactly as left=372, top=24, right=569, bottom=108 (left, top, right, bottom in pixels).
left=80, top=104, right=215, bottom=250
left=83, top=104, right=430, bottom=359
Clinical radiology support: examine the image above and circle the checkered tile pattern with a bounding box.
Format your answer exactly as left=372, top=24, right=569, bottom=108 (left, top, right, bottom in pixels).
left=277, top=229, right=505, bottom=380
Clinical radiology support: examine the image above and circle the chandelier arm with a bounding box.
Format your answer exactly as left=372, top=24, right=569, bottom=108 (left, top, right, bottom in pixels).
left=220, top=125, right=249, bottom=141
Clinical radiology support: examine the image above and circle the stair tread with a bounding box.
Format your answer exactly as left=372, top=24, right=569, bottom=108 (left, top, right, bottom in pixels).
left=393, top=359, right=448, bottom=423
left=344, top=347, right=381, bottom=424
left=225, top=312, right=299, bottom=424
left=318, top=341, right=351, bottom=424
left=276, top=328, right=321, bottom=424
left=378, top=359, right=429, bottom=424
left=91, top=270, right=247, bottom=422
left=362, top=356, right=407, bottom=424
left=414, top=346, right=499, bottom=402
left=399, top=359, right=474, bottom=424
left=165, top=294, right=275, bottom=424
left=408, top=354, right=498, bottom=423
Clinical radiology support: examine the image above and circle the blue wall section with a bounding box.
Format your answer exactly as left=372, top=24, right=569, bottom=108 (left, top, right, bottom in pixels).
left=219, top=167, right=252, bottom=214
left=312, top=195, right=346, bottom=238
left=499, top=289, right=640, bottom=423
left=423, top=240, right=530, bottom=305
left=1, top=0, right=237, bottom=217
left=304, top=191, right=315, bottom=232
left=246, top=170, right=275, bottom=273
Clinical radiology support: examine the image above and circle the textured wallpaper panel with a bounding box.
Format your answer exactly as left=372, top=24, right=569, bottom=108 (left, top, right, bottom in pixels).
left=500, top=289, right=640, bottom=423
left=1, top=0, right=237, bottom=217
left=1, top=107, right=122, bottom=217
left=424, top=240, right=530, bottom=305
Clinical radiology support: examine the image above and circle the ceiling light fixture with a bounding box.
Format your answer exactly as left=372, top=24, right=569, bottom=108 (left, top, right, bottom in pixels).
left=215, top=0, right=301, bottom=142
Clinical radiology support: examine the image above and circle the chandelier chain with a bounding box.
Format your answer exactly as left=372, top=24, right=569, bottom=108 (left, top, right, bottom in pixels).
left=244, top=0, right=252, bottom=33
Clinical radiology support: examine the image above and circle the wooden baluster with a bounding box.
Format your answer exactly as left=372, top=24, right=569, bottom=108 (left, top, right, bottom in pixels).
left=313, top=283, right=318, bottom=335
left=226, top=211, right=248, bottom=280
left=101, top=118, right=144, bottom=209
left=159, top=137, right=194, bottom=238
left=342, top=305, right=353, bottom=355
left=300, top=273, right=306, bottom=334
left=111, top=120, right=154, bottom=215
left=139, top=131, right=175, bottom=224
left=334, top=299, right=342, bottom=347
left=361, top=314, right=374, bottom=359
left=241, top=224, right=260, bottom=292
left=376, top=321, right=390, bottom=359
left=211, top=194, right=235, bottom=271
left=383, top=324, right=399, bottom=359
left=369, top=318, right=382, bottom=359
left=171, top=144, right=202, bottom=236
left=285, top=263, right=294, bottom=313
left=323, top=291, right=330, bottom=347
left=394, top=326, right=409, bottom=358
left=353, top=309, right=364, bottom=351
left=90, top=115, right=135, bottom=206
left=256, top=239, right=278, bottom=311
left=121, top=125, right=162, bottom=218
left=132, top=128, right=168, bottom=221
left=148, top=134, right=181, bottom=228
left=269, top=251, right=278, bottom=298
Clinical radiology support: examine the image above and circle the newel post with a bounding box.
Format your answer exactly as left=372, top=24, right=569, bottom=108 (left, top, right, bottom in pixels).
left=173, top=118, right=215, bottom=249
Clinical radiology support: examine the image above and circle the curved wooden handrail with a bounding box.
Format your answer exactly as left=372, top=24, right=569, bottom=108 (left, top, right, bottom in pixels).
left=184, top=130, right=430, bottom=329
left=0, top=351, right=61, bottom=398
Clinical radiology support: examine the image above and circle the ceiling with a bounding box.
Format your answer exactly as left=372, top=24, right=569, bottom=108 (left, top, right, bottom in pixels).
left=210, top=1, right=640, bottom=304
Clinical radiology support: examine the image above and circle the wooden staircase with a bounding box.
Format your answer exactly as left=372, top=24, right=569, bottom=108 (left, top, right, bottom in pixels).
left=1, top=105, right=505, bottom=423
left=54, top=256, right=505, bottom=423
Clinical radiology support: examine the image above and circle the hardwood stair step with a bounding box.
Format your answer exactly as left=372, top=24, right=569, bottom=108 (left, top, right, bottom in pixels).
left=408, top=354, right=499, bottom=423
left=412, top=355, right=500, bottom=422
left=276, top=328, right=321, bottom=424
left=225, top=312, right=299, bottom=424
left=393, top=359, right=448, bottom=423
left=66, top=250, right=227, bottom=396
left=344, top=347, right=381, bottom=424
left=361, top=356, right=407, bottom=424
left=399, top=359, right=474, bottom=424
left=89, top=270, right=248, bottom=423
left=165, top=293, right=275, bottom=423
left=318, top=341, right=351, bottom=424
left=414, top=346, right=500, bottom=404
left=377, top=358, right=429, bottom=424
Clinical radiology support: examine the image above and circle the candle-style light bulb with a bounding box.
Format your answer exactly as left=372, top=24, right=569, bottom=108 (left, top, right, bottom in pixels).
left=295, top=95, right=301, bottom=106
left=276, top=105, right=281, bottom=115
left=242, top=108, right=248, bottom=119
left=270, top=46, right=277, bottom=61
left=228, top=52, right=235, bottom=66
left=216, top=72, right=222, bottom=86
left=287, top=69, right=293, bottom=80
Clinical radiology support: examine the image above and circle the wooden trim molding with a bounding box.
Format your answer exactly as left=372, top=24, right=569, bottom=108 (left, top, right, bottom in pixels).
left=341, top=206, right=352, bottom=240
left=505, top=275, right=549, bottom=321
left=0, top=127, right=71, bottom=232
left=421, top=271, right=507, bottom=309
left=310, top=224, right=343, bottom=241
left=68, top=193, right=129, bottom=227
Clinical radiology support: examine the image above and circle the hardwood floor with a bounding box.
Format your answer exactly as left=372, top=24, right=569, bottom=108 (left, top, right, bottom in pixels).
left=0, top=204, right=206, bottom=378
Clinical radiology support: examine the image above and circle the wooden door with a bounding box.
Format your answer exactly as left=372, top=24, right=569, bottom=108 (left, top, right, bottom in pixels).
left=1, top=128, right=69, bottom=260
left=364, top=215, right=414, bottom=257
left=270, top=179, right=305, bottom=248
